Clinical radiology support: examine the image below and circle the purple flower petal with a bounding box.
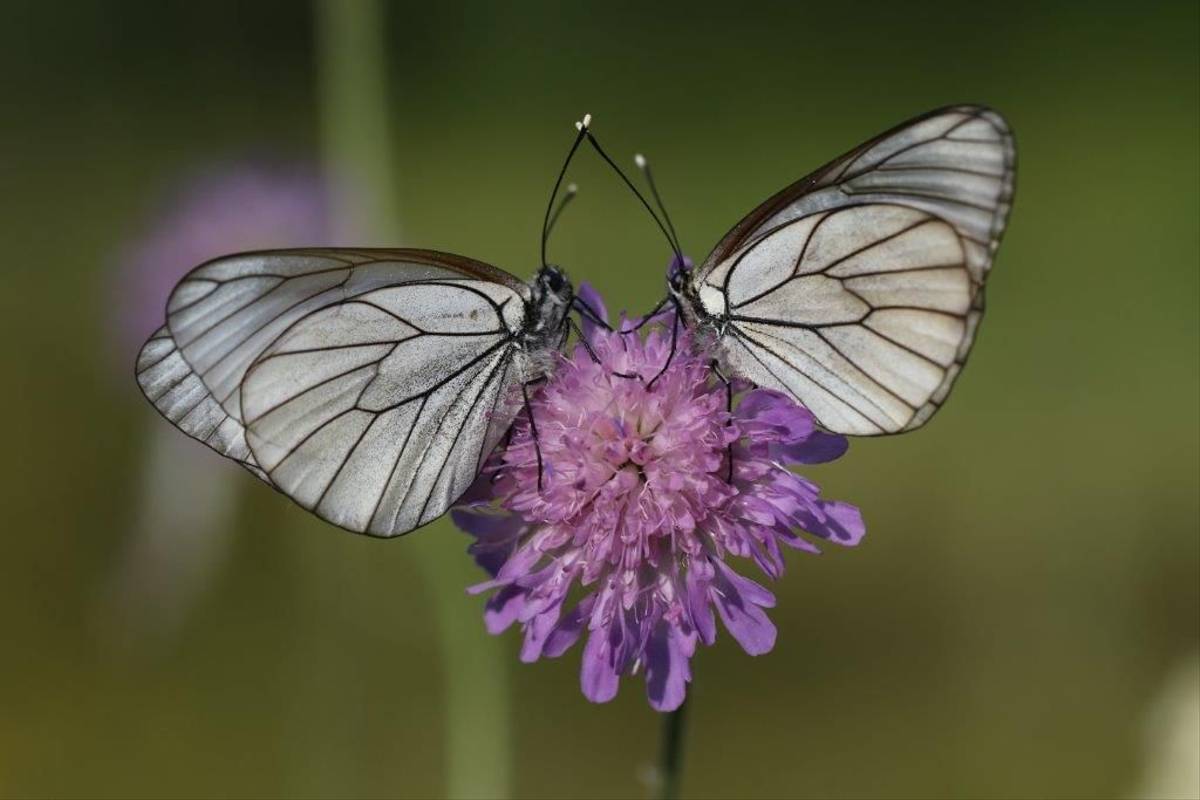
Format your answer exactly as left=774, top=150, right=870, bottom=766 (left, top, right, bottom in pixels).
left=581, top=629, right=621, bottom=704
left=780, top=430, right=850, bottom=464
left=738, top=389, right=815, bottom=443
left=711, top=561, right=777, bottom=656
left=686, top=562, right=717, bottom=645
left=575, top=282, right=609, bottom=342
left=519, top=608, right=561, bottom=663
left=453, top=508, right=526, bottom=575
left=543, top=595, right=596, bottom=658
left=644, top=626, right=692, bottom=712
left=482, top=585, right=526, bottom=634
left=807, top=500, right=867, bottom=546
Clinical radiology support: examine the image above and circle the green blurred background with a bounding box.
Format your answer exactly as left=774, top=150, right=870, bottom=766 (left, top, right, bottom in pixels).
left=2, top=1, right=1197, bottom=798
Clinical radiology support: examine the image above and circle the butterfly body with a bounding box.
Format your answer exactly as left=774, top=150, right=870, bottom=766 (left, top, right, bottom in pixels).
left=137, top=248, right=578, bottom=538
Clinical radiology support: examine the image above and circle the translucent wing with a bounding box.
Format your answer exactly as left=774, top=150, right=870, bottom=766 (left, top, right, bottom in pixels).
left=692, top=105, right=1015, bottom=434
left=240, top=281, right=530, bottom=537
left=162, top=248, right=525, bottom=422
left=136, top=248, right=535, bottom=537
left=136, top=326, right=270, bottom=482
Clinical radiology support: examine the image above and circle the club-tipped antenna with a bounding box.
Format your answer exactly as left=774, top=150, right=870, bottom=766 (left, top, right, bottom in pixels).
left=545, top=183, right=578, bottom=239
left=582, top=128, right=683, bottom=265
left=634, top=153, right=682, bottom=256
left=541, top=114, right=591, bottom=267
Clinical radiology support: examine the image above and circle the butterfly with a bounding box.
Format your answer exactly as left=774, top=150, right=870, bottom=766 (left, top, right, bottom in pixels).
left=588, top=104, right=1016, bottom=436
left=136, top=121, right=603, bottom=538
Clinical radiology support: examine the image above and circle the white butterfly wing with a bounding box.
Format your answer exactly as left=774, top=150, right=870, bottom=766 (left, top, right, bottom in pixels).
left=136, top=326, right=270, bottom=482
left=163, top=248, right=525, bottom=421
left=136, top=248, right=535, bottom=537
left=240, top=281, right=529, bottom=537
left=692, top=105, right=1014, bottom=434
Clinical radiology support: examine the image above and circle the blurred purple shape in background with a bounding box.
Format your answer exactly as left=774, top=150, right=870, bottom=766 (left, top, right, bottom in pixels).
left=101, top=160, right=341, bottom=643
left=109, top=162, right=339, bottom=364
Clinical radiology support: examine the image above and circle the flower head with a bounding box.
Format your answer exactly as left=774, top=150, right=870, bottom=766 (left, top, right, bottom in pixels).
left=453, top=284, right=865, bottom=711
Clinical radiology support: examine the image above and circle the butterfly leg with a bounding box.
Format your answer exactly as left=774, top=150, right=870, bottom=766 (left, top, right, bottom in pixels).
left=521, top=381, right=547, bottom=491
left=617, top=296, right=670, bottom=337
left=567, top=317, right=604, bottom=364
left=646, top=299, right=681, bottom=388
left=572, top=296, right=613, bottom=332
left=567, top=315, right=641, bottom=381
left=491, top=423, right=518, bottom=485
left=710, top=360, right=735, bottom=483
left=573, top=293, right=664, bottom=378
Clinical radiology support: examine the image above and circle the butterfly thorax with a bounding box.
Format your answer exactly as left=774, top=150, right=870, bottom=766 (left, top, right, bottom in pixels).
left=521, top=265, right=573, bottom=350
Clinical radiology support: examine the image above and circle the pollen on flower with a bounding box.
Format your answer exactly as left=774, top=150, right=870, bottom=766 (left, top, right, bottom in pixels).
left=452, top=283, right=865, bottom=712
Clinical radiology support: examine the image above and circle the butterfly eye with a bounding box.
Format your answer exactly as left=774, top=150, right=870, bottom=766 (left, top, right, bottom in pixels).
left=541, top=267, right=565, bottom=293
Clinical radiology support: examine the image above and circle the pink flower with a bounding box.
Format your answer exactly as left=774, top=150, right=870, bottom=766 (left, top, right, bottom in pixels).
left=453, top=284, right=865, bottom=711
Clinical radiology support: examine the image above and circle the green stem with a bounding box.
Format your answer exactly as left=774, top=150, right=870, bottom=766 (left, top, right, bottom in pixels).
left=314, top=0, right=401, bottom=242
left=659, top=697, right=689, bottom=800
left=414, top=534, right=513, bottom=800
left=314, top=2, right=512, bottom=797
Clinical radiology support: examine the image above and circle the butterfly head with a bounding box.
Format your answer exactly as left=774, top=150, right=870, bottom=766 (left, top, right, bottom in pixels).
left=538, top=263, right=569, bottom=295
left=666, top=253, right=694, bottom=299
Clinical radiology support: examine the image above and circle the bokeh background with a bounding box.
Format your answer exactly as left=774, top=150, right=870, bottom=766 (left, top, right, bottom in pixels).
left=2, top=1, right=1197, bottom=798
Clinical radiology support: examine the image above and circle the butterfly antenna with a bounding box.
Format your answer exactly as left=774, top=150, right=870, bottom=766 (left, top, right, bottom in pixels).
left=541, top=115, right=590, bottom=268
left=582, top=127, right=683, bottom=265
left=634, top=153, right=682, bottom=255
left=545, top=183, right=578, bottom=239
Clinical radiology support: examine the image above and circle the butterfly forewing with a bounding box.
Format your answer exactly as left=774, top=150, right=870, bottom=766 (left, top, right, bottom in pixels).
left=137, top=248, right=537, bottom=537
left=241, top=281, right=527, bottom=536
left=692, top=105, right=1014, bottom=435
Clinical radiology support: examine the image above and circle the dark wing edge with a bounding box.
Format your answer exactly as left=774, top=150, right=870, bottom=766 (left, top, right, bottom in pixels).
left=148, top=245, right=530, bottom=425
left=697, top=104, right=1016, bottom=278
left=306, top=247, right=531, bottom=294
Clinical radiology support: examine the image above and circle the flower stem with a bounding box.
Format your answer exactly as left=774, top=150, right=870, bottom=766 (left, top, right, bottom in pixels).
left=314, top=2, right=511, bottom=798
left=413, top=534, right=513, bottom=799
left=659, top=697, right=690, bottom=800
left=313, top=0, right=400, bottom=243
